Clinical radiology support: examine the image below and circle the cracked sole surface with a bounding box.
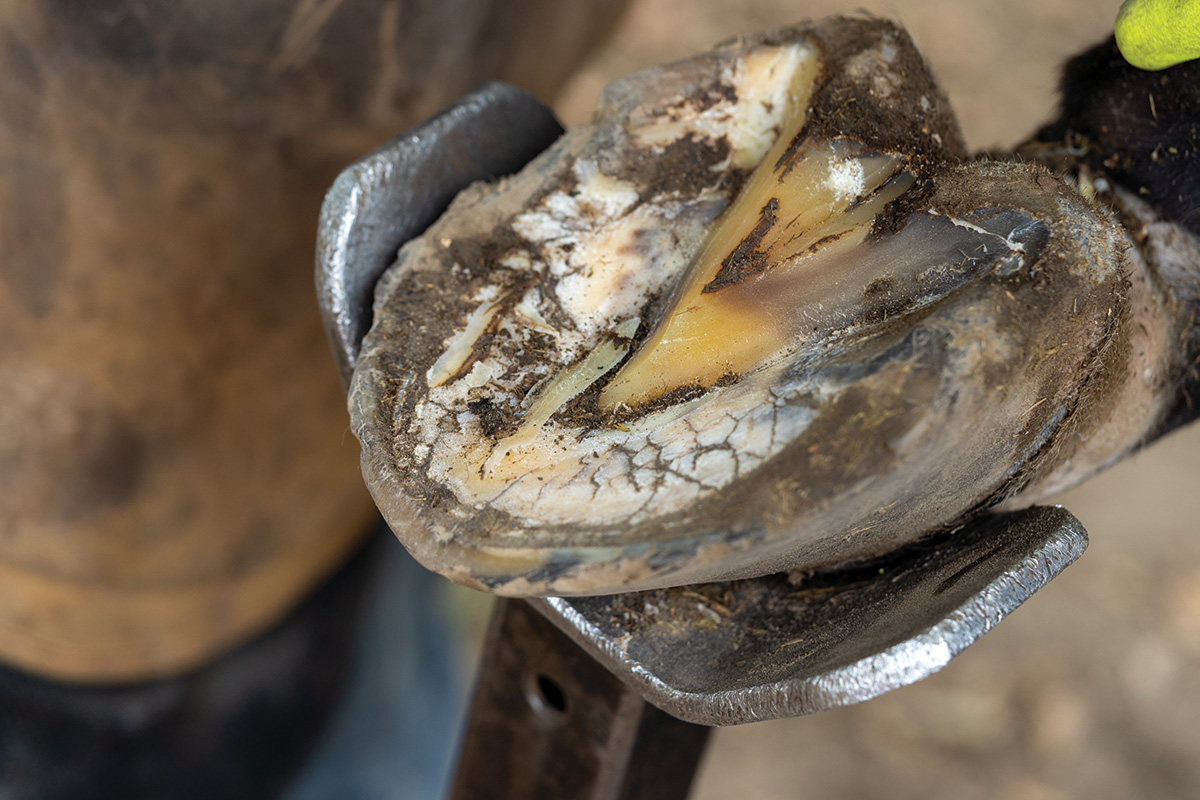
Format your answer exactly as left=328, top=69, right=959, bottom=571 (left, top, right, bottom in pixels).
left=351, top=17, right=1169, bottom=596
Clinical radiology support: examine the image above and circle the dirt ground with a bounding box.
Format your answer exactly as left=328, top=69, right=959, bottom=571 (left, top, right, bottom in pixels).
left=544, top=1, right=1200, bottom=798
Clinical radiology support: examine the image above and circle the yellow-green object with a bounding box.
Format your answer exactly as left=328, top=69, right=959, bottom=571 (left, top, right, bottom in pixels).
left=1115, top=0, right=1200, bottom=70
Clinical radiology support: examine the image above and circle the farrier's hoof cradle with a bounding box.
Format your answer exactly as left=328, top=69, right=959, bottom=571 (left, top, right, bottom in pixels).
left=350, top=17, right=1152, bottom=596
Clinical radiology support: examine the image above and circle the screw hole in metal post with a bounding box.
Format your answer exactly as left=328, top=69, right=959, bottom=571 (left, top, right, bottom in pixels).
left=527, top=673, right=568, bottom=717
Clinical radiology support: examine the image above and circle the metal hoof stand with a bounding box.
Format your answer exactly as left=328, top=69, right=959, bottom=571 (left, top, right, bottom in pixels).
left=316, top=83, right=1087, bottom=799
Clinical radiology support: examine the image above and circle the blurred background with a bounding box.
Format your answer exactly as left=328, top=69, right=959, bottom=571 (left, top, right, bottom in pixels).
left=2, top=0, right=1196, bottom=797
left=470, top=1, right=1200, bottom=798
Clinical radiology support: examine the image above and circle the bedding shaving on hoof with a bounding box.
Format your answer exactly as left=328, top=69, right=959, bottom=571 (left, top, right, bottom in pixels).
left=350, top=17, right=1178, bottom=596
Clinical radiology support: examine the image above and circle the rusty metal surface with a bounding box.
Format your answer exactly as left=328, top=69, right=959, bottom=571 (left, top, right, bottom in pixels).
left=533, top=506, right=1086, bottom=726
left=448, top=599, right=709, bottom=800
left=315, top=83, right=1089, bottom=732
